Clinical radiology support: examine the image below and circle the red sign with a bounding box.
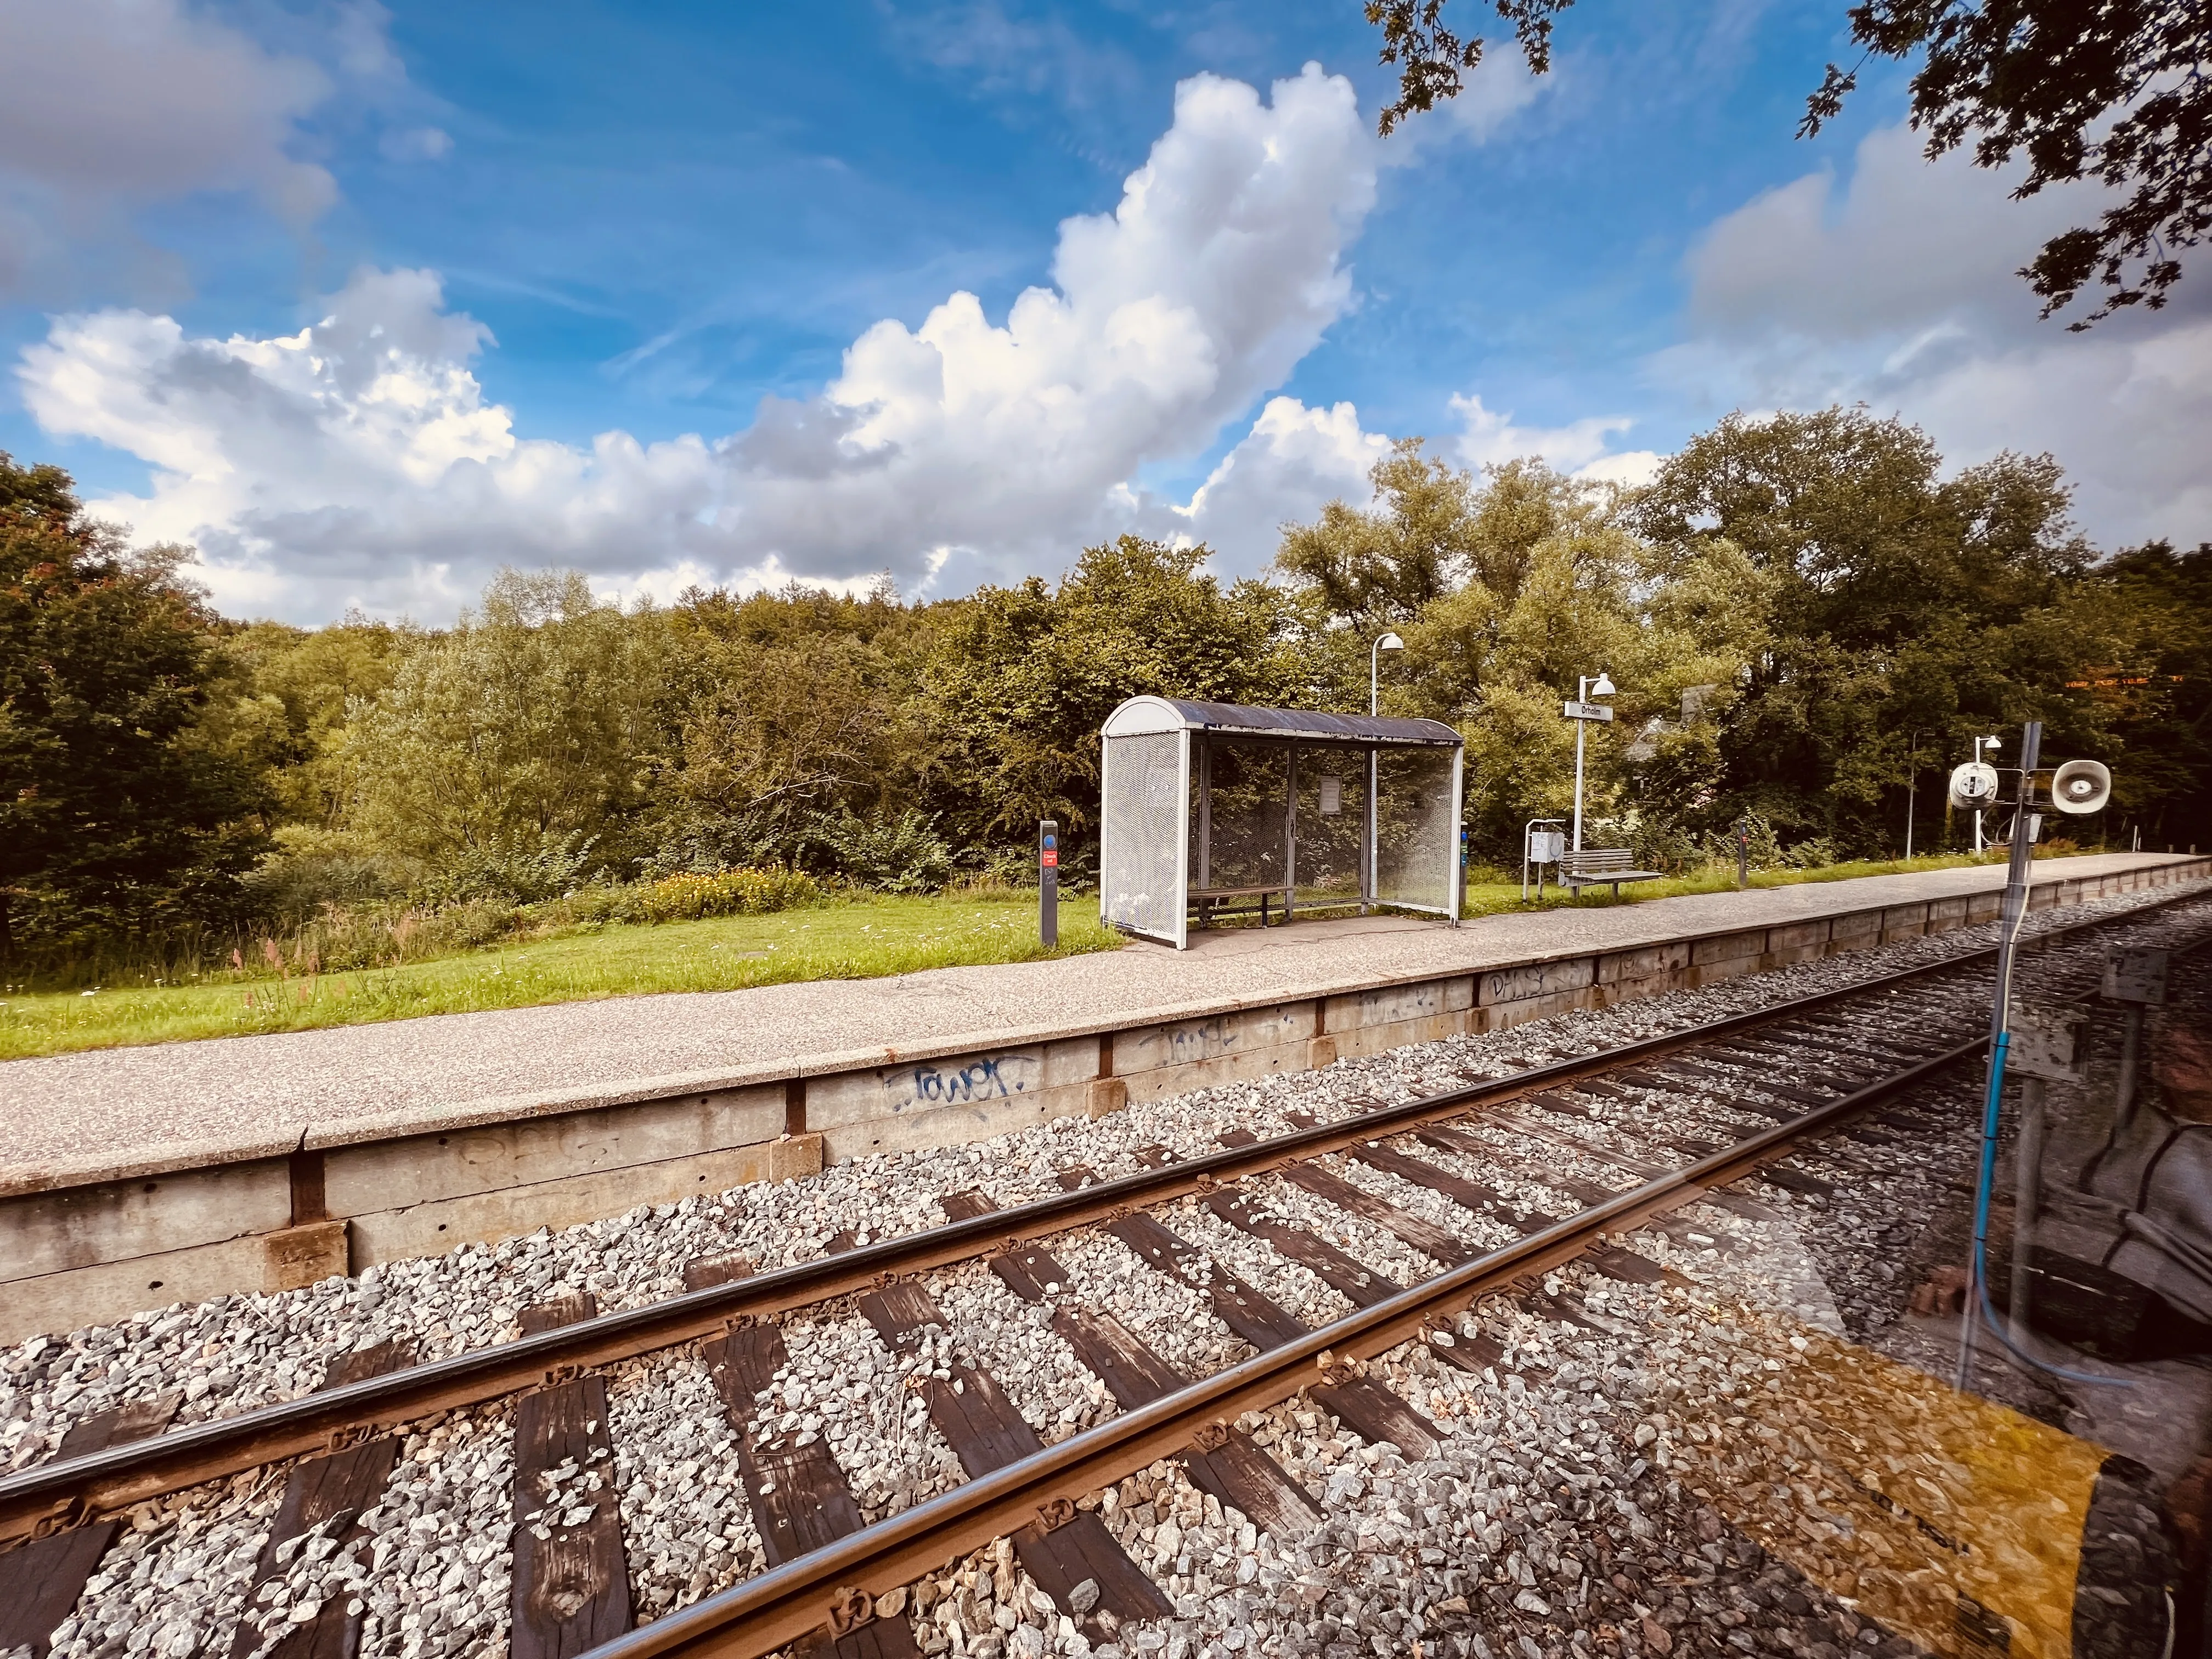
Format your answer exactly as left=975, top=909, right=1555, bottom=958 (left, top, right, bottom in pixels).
left=1041, top=849, right=1058, bottom=868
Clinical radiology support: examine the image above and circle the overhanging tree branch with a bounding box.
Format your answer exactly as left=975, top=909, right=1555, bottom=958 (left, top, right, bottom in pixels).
left=1367, top=0, right=2210, bottom=325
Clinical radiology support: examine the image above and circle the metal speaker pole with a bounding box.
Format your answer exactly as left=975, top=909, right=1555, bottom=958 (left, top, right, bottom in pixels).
left=1956, top=720, right=2042, bottom=1393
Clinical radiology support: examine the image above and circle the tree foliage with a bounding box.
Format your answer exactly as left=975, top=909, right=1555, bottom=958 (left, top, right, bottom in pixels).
left=341, top=570, right=666, bottom=895
left=1363, top=0, right=2210, bottom=324
left=915, top=535, right=1297, bottom=853
left=2, top=410, right=2203, bottom=973
left=1632, top=408, right=2102, bottom=847
left=0, top=453, right=264, bottom=957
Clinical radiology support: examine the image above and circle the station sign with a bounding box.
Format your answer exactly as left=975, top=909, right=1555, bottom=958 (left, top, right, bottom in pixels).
left=2102, top=947, right=2168, bottom=1005
left=2008, top=1003, right=2086, bottom=1084
left=1562, top=701, right=1616, bottom=722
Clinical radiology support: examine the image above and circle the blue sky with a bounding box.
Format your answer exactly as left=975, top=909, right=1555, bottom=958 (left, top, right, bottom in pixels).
left=2, top=0, right=2204, bottom=623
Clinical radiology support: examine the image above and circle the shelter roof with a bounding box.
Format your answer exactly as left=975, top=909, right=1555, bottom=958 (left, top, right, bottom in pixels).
left=1101, top=696, right=1462, bottom=747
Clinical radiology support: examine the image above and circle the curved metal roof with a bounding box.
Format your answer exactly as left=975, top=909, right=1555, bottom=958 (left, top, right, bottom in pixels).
left=1100, top=695, right=1462, bottom=747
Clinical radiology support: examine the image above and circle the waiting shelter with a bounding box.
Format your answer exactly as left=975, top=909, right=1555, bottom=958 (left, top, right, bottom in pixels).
left=1098, top=696, right=1465, bottom=949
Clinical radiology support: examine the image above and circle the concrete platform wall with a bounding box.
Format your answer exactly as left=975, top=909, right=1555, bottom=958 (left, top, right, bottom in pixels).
left=3, top=856, right=2203, bottom=1342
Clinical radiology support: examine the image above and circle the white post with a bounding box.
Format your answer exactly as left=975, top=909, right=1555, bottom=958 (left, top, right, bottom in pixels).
left=1972, top=737, right=1982, bottom=853
left=1571, top=675, right=1589, bottom=853
left=1904, top=733, right=1918, bottom=861
left=1173, top=728, right=1192, bottom=950
left=1448, top=747, right=1465, bottom=922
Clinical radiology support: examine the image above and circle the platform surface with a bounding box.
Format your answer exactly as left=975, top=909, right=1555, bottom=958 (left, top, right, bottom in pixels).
left=0, top=853, right=2197, bottom=1191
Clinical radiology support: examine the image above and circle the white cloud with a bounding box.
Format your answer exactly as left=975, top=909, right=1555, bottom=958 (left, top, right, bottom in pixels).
left=1162, top=396, right=1392, bottom=574
left=1439, top=59, right=1549, bottom=144
left=1449, top=392, right=1656, bottom=483
left=19, top=66, right=1383, bottom=620
left=0, top=0, right=342, bottom=298
left=1664, top=121, right=2212, bottom=549
left=380, top=126, right=454, bottom=163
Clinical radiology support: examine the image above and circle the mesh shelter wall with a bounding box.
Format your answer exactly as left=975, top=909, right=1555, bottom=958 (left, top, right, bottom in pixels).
left=1290, top=745, right=1365, bottom=906
left=1375, top=746, right=1458, bottom=914
left=1192, top=740, right=1291, bottom=891
left=1102, top=732, right=1184, bottom=941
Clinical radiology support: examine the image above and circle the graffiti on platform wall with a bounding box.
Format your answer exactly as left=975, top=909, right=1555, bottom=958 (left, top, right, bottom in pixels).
left=882, top=1049, right=1042, bottom=1113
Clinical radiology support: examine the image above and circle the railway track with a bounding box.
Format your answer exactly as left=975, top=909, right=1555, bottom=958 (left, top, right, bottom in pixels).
left=3, top=885, right=2207, bottom=1659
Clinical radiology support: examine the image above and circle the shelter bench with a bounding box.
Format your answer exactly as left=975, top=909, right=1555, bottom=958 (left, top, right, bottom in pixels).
left=1189, top=883, right=1294, bottom=928
left=1558, top=848, right=1665, bottom=895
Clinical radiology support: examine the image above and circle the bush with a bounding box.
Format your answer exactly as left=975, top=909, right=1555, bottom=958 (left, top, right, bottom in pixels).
left=415, top=831, right=601, bottom=906
left=1781, top=835, right=1839, bottom=870
left=636, top=867, right=820, bottom=923
left=802, top=810, right=954, bottom=893
left=240, top=827, right=408, bottom=921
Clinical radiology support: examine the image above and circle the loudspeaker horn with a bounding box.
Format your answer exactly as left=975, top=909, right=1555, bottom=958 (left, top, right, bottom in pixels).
left=1948, top=761, right=1999, bottom=811
left=2049, top=758, right=2112, bottom=815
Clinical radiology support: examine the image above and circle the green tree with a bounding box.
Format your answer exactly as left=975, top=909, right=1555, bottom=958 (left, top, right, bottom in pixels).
left=1275, top=439, right=1481, bottom=630
left=638, top=583, right=917, bottom=876
left=221, top=613, right=413, bottom=829
left=2067, top=540, right=2212, bottom=845
left=1379, top=462, right=1760, bottom=857
left=341, top=569, right=665, bottom=895
left=916, top=536, right=1296, bottom=854
left=1634, top=408, right=2099, bottom=851
left=0, top=454, right=264, bottom=960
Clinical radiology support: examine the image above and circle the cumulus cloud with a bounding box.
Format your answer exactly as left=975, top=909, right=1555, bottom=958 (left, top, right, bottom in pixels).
left=20, top=67, right=1383, bottom=619
left=0, top=0, right=342, bottom=298
left=1449, top=392, right=1659, bottom=485
left=19, top=267, right=725, bottom=619
left=1663, top=121, right=2212, bottom=548
left=1159, top=396, right=1392, bottom=575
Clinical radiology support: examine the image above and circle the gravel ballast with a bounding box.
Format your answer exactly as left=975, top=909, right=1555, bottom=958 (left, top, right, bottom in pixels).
left=3, top=883, right=2205, bottom=1659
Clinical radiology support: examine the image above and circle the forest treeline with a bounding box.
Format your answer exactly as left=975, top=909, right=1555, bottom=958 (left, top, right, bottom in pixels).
left=3, top=405, right=2205, bottom=975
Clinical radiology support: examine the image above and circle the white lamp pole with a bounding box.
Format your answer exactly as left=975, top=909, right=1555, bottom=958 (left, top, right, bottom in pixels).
left=1570, top=672, right=1615, bottom=853
left=1972, top=733, right=2001, bottom=853
left=1368, top=632, right=1404, bottom=908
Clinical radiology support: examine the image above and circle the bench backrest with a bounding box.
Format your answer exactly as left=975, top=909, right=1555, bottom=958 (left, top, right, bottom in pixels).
left=1560, top=847, right=1636, bottom=874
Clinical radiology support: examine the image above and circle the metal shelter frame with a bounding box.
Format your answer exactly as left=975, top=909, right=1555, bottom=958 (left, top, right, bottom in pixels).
left=1098, top=696, right=1465, bottom=949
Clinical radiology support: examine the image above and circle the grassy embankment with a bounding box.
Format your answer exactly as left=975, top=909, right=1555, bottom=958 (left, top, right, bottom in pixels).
left=0, top=894, right=1120, bottom=1060
left=0, top=847, right=2092, bottom=1060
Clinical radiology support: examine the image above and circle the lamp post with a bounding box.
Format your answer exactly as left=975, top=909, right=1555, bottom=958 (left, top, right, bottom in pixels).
left=1972, top=733, right=2002, bottom=853
left=1570, top=672, right=1616, bottom=853
left=1904, top=730, right=1927, bottom=861
left=1367, top=632, right=1404, bottom=909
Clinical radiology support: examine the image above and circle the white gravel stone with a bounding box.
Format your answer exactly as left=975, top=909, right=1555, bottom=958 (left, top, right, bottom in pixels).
left=605, top=1351, right=763, bottom=1621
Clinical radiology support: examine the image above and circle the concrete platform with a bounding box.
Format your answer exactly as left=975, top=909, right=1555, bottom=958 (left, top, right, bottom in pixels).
left=1, top=851, right=2203, bottom=1343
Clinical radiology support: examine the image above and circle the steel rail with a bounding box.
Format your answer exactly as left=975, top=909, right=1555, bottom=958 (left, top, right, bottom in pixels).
left=583, top=1032, right=1982, bottom=1658
left=1, top=884, right=2202, bottom=1545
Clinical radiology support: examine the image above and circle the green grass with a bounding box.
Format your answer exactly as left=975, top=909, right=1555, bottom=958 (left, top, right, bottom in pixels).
left=0, top=894, right=1121, bottom=1061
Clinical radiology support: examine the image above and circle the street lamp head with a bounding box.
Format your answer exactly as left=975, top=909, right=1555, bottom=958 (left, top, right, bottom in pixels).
left=1377, top=632, right=1405, bottom=652
left=1984, top=734, right=2002, bottom=749
left=1590, top=672, right=1616, bottom=698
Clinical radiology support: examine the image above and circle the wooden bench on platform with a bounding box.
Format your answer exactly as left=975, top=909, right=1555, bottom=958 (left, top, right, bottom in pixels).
left=1190, top=883, right=1293, bottom=928
left=1559, top=848, right=1665, bottom=895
